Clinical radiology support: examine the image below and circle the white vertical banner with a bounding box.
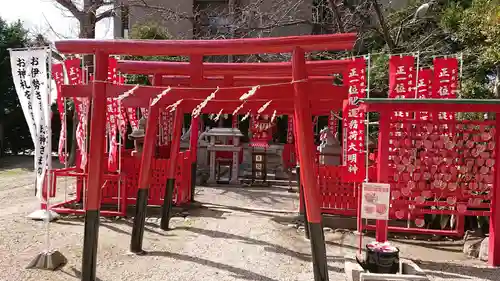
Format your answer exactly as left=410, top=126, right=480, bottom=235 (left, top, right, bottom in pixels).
left=10, top=48, right=51, bottom=200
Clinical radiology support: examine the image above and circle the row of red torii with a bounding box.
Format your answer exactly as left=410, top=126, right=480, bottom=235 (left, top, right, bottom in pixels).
left=51, top=33, right=500, bottom=281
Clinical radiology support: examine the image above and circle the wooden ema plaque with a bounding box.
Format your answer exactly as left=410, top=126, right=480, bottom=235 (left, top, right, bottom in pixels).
left=252, top=152, right=268, bottom=185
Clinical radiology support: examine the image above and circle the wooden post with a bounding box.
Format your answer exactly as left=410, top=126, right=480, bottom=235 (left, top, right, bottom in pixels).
left=81, top=52, right=109, bottom=281
left=130, top=74, right=162, bottom=254
left=292, top=47, right=328, bottom=281
left=375, top=111, right=390, bottom=242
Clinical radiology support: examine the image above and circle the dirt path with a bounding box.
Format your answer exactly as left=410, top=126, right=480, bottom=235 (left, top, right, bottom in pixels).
left=0, top=156, right=499, bottom=281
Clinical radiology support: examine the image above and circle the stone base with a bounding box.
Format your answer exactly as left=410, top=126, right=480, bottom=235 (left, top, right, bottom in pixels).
left=479, top=236, right=489, bottom=262
left=229, top=180, right=240, bottom=185
left=26, top=250, right=67, bottom=270
left=26, top=209, right=60, bottom=221
left=344, top=256, right=429, bottom=281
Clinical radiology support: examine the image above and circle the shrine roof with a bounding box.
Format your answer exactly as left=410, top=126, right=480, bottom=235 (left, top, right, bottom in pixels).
left=54, top=33, right=357, bottom=56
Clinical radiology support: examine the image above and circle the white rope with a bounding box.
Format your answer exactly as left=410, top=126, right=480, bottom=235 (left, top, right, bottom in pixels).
left=151, top=87, right=172, bottom=106
left=91, top=79, right=307, bottom=91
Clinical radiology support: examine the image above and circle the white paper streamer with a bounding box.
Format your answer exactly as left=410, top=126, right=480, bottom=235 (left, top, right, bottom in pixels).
left=192, top=87, right=220, bottom=117
left=232, top=102, right=246, bottom=115
left=239, top=85, right=260, bottom=101
left=270, top=110, right=277, bottom=123
left=116, top=84, right=140, bottom=101
left=151, top=87, right=172, bottom=106
left=241, top=110, right=251, bottom=121
left=257, top=100, right=272, bottom=114
left=166, top=99, right=183, bottom=112
left=213, top=109, right=224, bottom=122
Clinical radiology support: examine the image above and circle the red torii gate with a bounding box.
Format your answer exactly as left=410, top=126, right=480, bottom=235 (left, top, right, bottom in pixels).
left=55, top=33, right=357, bottom=281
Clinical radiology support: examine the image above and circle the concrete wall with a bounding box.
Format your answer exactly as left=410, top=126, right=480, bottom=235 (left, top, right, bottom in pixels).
left=114, top=0, right=313, bottom=39
left=239, top=0, right=313, bottom=37
left=113, top=0, right=410, bottom=39
left=114, top=0, right=194, bottom=39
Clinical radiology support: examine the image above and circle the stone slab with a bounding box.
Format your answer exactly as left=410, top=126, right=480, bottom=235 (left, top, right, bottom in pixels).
left=344, top=256, right=429, bottom=281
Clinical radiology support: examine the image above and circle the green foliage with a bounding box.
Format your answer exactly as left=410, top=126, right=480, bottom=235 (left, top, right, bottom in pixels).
left=0, top=18, right=32, bottom=155
left=124, top=22, right=186, bottom=85
left=359, top=0, right=499, bottom=99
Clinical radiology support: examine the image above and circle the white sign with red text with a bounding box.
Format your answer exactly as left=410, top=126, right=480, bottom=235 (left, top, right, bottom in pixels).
left=361, top=183, right=391, bottom=220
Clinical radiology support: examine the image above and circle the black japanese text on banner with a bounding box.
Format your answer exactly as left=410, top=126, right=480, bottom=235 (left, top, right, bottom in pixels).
left=10, top=48, right=51, bottom=200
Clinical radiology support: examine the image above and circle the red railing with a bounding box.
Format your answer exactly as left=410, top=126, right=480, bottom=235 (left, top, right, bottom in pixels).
left=48, top=148, right=192, bottom=217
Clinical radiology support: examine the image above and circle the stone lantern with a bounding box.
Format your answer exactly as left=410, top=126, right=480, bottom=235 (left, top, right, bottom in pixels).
left=129, top=117, right=146, bottom=158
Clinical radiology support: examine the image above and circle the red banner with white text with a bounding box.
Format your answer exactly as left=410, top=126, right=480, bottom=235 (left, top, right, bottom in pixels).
left=52, top=63, right=66, bottom=163
left=328, top=111, right=338, bottom=138
left=161, top=109, right=173, bottom=144
left=287, top=116, right=294, bottom=144
left=416, top=68, right=433, bottom=121
left=342, top=58, right=366, bottom=182
left=107, top=57, right=119, bottom=172
left=64, top=58, right=88, bottom=170
left=389, top=55, right=416, bottom=119
left=433, top=57, right=459, bottom=122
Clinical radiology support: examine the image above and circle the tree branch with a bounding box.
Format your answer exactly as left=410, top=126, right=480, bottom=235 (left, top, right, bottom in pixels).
left=370, top=0, right=396, bottom=51
left=328, top=0, right=345, bottom=32
left=96, top=8, right=116, bottom=22
left=53, top=0, right=82, bottom=18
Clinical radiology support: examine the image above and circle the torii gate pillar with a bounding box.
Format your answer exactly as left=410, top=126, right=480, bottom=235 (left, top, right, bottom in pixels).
left=189, top=55, right=203, bottom=202
left=81, top=52, right=109, bottom=281
left=292, top=47, right=328, bottom=281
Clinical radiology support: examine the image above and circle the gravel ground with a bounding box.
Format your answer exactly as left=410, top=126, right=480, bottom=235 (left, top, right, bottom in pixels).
left=0, top=156, right=499, bottom=281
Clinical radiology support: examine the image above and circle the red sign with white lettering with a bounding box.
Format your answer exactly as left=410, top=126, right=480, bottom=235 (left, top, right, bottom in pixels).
left=389, top=56, right=416, bottom=119
left=342, top=58, right=366, bottom=182
left=433, top=57, right=459, bottom=121
left=416, top=68, right=433, bottom=121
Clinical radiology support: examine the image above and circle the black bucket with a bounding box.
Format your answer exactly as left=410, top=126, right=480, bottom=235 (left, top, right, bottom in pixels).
left=365, top=245, right=400, bottom=274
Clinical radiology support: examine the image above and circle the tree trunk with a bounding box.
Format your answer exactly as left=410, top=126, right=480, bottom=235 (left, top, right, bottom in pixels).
left=371, top=0, right=396, bottom=51
left=67, top=1, right=98, bottom=166
left=327, top=0, right=345, bottom=33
